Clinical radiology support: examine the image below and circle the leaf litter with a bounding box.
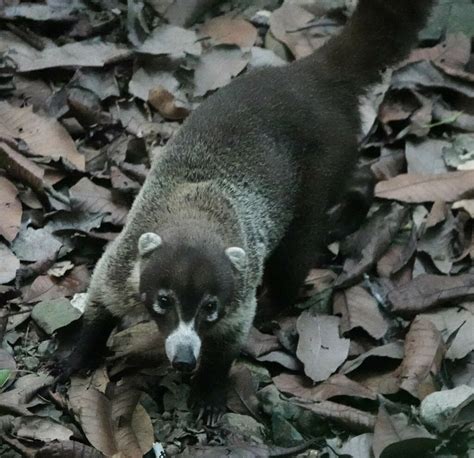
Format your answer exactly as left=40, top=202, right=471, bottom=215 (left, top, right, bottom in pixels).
left=0, top=0, right=473, bottom=456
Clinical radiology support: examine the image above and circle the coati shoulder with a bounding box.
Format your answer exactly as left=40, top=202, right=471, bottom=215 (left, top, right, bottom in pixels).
left=58, top=0, right=434, bottom=425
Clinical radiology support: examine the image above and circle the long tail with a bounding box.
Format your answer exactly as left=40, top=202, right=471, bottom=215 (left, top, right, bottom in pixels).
left=314, top=0, right=435, bottom=89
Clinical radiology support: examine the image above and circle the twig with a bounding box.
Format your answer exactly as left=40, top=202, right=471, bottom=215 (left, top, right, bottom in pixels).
left=5, top=22, right=45, bottom=51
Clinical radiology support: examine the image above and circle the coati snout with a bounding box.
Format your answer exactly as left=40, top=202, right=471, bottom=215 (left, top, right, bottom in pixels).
left=137, top=232, right=245, bottom=371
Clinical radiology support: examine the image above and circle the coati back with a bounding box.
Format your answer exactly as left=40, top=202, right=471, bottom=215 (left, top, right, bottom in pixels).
left=58, top=0, right=434, bottom=424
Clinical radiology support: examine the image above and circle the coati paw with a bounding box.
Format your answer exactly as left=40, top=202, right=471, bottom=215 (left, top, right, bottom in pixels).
left=196, top=402, right=226, bottom=427
left=190, top=383, right=227, bottom=427
left=48, top=352, right=87, bottom=384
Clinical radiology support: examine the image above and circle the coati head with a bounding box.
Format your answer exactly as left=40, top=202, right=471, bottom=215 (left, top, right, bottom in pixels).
left=136, top=232, right=245, bottom=373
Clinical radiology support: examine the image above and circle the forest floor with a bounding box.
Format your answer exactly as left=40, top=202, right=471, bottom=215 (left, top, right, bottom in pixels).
left=0, top=0, right=474, bottom=457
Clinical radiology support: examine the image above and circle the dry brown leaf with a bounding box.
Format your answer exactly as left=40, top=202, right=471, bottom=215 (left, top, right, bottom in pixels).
left=256, top=350, right=302, bottom=371
left=0, top=143, right=45, bottom=191
left=420, top=385, right=474, bottom=432
left=23, top=265, right=90, bottom=303
left=111, top=382, right=153, bottom=456
left=426, top=201, right=449, bottom=228
left=294, top=399, right=376, bottom=432
left=303, top=268, right=336, bottom=297
left=341, top=342, right=405, bottom=375
left=337, top=204, right=409, bottom=286
left=353, top=368, right=401, bottom=396
left=36, top=440, right=103, bottom=458
left=296, top=312, right=350, bottom=382
left=11, top=40, right=131, bottom=73
left=0, top=243, right=20, bottom=285
left=194, top=48, right=249, bottom=96
left=138, top=24, right=201, bottom=58
left=269, top=4, right=330, bottom=59
left=372, top=406, right=437, bottom=458
left=70, top=177, right=129, bottom=226
left=334, top=286, right=389, bottom=340
left=69, top=376, right=153, bottom=457
left=405, top=33, right=471, bottom=69
left=0, top=176, right=21, bottom=242
left=371, top=149, right=406, bottom=181
left=13, top=416, right=74, bottom=442
left=0, top=102, right=85, bottom=171
left=200, top=16, right=258, bottom=49
left=453, top=199, right=474, bottom=218
left=12, top=227, right=62, bottom=263
left=376, top=227, right=417, bottom=278
left=273, top=373, right=376, bottom=402
left=421, top=303, right=474, bottom=361
left=398, top=317, right=445, bottom=400
left=388, top=273, right=474, bottom=316
left=227, top=364, right=260, bottom=418
left=0, top=373, right=53, bottom=408
left=405, top=139, right=450, bottom=175
left=129, top=68, right=181, bottom=102
left=148, top=86, right=190, bottom=120
left=375, top=170, right=474, bottom=203
left=337, top=433, right=374, bottom=458
left=68, top=377, right=118, bottom=456
left=243, top=327, right=281, bottom=359
left=130, top=404, right=155, bottom=454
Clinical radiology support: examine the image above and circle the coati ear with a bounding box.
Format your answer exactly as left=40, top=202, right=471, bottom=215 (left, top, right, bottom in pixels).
left=138, top=232, right=162, bottom=256
left=225, top=247, right=246, bottom=271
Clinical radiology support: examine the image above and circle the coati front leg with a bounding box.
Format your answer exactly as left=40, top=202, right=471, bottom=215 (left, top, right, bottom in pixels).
left=191, top=335, right=240, bottom=425
left=190, top=308, right=253, bottom=426
left=55, top=301, right=118, bottom=381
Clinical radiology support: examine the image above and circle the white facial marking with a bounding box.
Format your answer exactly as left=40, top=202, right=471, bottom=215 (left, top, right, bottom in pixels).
left=152, top=289, right=173, bottom=314
left=207, top=310, right=219, bottom=322
left=165, top=319, right=201, bottom=363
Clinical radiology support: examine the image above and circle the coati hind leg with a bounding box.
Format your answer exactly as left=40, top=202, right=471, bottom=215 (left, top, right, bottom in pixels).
left=263, top=228, right=322, bottom=313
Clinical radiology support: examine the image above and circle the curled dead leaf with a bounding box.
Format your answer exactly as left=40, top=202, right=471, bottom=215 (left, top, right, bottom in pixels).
left=200, top=16, right=258, bottom=49
left=334, top=286, right=389, bottom=340
left=148, top=86, right=190, bottom=120
left=273, top=373, right=377, bottom=402
left=70, top=177, right=129, bottom=226
left=375, top=170, right=474, bottom=203
left=0, top=102, right=85, bottom=171
left=0, top=143, right=45, bottom=191
left=294, top=398, right=376, bottom=432
left=0, top=176, right=21, bottom=242
left=388, top=273, right=474, bottom=316
left=398, top=317, right=445, bottom=400
left=372, top=406, right=437, bottom=458
left=194, top=48, right=249, bottom=96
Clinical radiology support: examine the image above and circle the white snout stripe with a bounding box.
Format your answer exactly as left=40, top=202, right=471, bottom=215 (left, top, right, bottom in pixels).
left=165, top=319, right=201, bottom=363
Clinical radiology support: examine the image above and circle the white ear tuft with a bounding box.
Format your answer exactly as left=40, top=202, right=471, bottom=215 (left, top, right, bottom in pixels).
left=138, top=232, right=162, bottom=256
left=225, top=247, right=246, bottom=271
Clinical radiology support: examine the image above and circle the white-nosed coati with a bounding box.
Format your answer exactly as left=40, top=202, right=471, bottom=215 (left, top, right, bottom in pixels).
left=57, top=0, right=434, bottom=424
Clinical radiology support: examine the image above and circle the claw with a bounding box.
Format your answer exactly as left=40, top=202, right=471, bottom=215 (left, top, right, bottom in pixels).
left=197, top=407, right=205, bottom=422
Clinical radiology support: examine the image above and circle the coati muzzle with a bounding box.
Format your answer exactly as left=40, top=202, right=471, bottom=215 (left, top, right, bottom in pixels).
left=165, top=321, right=201, bottom=372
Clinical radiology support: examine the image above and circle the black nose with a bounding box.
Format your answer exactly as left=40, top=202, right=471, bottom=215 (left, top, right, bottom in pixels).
left=172, top=347, right=196, bottom=372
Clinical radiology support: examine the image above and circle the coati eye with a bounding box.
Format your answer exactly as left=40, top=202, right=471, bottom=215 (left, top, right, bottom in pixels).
left=153, top=294, right=173, bottom=314
left=203, top=299, right=219, bottom=322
